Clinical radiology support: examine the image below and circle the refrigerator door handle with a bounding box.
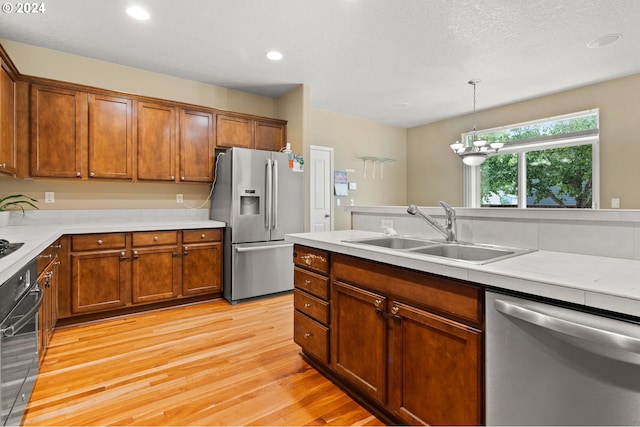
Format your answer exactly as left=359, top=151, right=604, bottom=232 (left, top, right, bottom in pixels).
left=235, top=243, right=293, bottom=253
left=272, top=159, right=278, bottom=230
left=265, top=159, right=272, bottom=229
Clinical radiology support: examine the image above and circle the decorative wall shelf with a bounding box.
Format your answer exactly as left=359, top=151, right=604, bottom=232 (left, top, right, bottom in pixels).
left=358, top=157, right=396, bottom=179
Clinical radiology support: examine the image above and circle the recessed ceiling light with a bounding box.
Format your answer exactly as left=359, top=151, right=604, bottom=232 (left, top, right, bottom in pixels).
left=587, top=33, right=622, bottom=48
left=266, top=51, right=283, bottom=61
left=126, top=6, right=150, bottom=20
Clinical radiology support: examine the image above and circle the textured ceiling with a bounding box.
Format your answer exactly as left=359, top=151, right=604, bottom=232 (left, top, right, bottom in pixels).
left=1, top=0, right=639, bottom=128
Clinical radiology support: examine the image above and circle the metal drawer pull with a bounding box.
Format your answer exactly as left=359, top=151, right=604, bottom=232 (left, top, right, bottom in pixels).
left=304, top=303, right=311, bottom=308
left=495, top=299, right=640, bottom=355
left=304, top=280, right=311, bottom=284
left=154, top=236, right=159, bottom=241
left=304, top=332, right=312, bottom=338
left=97, top=239, right=103, bottom=245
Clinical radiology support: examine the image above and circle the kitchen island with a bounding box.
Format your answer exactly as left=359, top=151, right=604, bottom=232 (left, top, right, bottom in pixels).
left=285, top=229, right=640, bottom=425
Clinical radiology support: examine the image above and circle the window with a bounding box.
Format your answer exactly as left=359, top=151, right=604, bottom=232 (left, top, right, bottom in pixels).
left=464, top=110, right=599, bottom=209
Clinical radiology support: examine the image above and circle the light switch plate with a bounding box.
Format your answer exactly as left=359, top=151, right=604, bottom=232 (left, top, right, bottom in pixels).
left=349, top=182, right=357, bottom=190
left=44, top=192, right=54, bottom=203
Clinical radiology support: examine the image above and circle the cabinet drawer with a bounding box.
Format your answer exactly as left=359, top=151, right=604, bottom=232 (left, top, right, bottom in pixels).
left=294, top=310, right=329, bottom=364
left=293, top=245, right=329, bottom=275
left=72, top=233, right=126, bottom=251
left=294, top=289, right=329, bottom=325
left=132, top=230, right=177, bottom=247
left=183, top=229, right=222, bottom=244
left=294, top=267, right=329, bottom=300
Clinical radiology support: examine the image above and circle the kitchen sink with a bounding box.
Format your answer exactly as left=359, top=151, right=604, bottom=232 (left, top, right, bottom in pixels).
left=409, top=243, right=519, bottom=263
left=343, top=236, right=437, bottom=250
left=344, top=236, right=534, bottom=264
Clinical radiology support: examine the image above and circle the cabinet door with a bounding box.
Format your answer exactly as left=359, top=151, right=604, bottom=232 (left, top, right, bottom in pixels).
left=71, top=250, right=129, bottom=313
left=181, top=242, right=222, bottom=296
left=216, top=114, right=252, bottom=149
left=137, top=101, right=176, bottom=181
left=89, top=93, right=133, bottom=179
left=388, top=301, right=482, bottom=426
left=0, top=62, right=16, bottom=175
left=30, top=84, right=85, bottom=178
left=131, top=246, right=179, bottom=303
left=254, top=119, right=285, bottom=152
left=179, top=108, right=214, bottom=182
left=332, top=281, right=387, bottom=405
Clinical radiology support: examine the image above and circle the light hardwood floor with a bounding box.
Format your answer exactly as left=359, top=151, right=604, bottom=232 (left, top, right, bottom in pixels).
left=23, top=294, right=384, bottom=426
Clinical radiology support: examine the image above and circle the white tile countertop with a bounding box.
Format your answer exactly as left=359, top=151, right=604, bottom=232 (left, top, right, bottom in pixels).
left=0, top=209, right=224, bottom=284
left=286, top=230, right=640, bottom=318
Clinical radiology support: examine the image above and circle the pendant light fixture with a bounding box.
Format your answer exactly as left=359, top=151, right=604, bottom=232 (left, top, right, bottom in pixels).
left=450, top=80, right=503, bottom=166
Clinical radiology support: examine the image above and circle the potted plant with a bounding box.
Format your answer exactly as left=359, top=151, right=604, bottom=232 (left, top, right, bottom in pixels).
left=0, top=194, right=39, bottom=226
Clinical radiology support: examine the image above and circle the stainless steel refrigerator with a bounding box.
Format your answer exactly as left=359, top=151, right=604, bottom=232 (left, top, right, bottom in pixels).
left=210, top=147, right=304, bottom=304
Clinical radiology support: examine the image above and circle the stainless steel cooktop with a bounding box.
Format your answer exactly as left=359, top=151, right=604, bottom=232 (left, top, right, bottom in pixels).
left=0, top=239, right=24, bottom=259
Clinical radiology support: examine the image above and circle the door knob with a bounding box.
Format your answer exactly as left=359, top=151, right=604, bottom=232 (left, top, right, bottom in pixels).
left=324, top=214, right=330, bottom=218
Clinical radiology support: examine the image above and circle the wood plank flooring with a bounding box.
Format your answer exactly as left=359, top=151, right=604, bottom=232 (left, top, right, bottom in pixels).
left=23, top=294, right=384, bottom=426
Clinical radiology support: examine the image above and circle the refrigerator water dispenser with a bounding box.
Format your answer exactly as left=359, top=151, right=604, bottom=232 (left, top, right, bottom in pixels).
left=239, top=188, right=260, bottom=215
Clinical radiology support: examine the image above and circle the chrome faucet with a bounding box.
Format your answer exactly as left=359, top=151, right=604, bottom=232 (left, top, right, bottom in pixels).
left=407, top=201, right=457, bottom=242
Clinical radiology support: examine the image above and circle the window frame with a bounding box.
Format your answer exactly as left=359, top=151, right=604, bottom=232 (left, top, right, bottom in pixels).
left=462, top=110, right=600, bottom=209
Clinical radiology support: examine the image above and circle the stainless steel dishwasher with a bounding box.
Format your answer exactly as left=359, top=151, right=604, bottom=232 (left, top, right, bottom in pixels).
left=486, top=290, right=640, bottom=426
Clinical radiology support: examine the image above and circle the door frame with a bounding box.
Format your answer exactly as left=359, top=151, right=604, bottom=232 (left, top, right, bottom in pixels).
left=309, top=145, right=334, bottom=232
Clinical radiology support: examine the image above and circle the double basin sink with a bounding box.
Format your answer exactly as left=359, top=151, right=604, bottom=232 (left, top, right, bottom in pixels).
left=343, top=236, right=534, bottom=265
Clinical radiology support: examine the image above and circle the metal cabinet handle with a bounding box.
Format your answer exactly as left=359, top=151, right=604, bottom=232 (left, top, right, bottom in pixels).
left=154, top=236, right=159, bottom=241
left=303, top=332, right=312, bottom=338
left=201, top=234, right=206, bottom=239
left=495, top=299, right=640, bottom=355
left=76, top=171, right=81, bottom=177
left=132, top=250, right=139, bottom=259
left=304, top=303, right=311, bottom=308
left=90, top=172, right=95, bottom=177
left=97, top=239, right=103, bottom=245
left=304, top=279, right=311, bottom=284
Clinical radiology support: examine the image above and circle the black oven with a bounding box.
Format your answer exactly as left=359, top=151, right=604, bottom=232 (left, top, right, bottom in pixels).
left=0, top=258, right=41, bottom=426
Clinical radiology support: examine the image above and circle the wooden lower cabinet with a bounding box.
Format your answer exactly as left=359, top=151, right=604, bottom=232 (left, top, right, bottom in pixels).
left=182, top=229, right=222, bottom=296
left=387, top=301, right=482, bottom=425
left=131, top=231, right=180, bottom=303
left=65, top=229, right=223, bottom=318
left=294, top=246, right=484, bottom=426
left=332, top=281, right=387, bottom=405
left=71, top=245, right=130, bottom=313
left=37, top=241, right=60, bottom=364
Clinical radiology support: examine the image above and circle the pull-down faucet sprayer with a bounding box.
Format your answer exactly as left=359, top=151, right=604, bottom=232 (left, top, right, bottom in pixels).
left=407, top=201, right=457, bottom=242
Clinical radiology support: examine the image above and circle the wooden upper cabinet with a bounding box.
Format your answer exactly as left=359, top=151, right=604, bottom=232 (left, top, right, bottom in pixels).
left=136, top=101, right=176, bottom=181
left=216, top=114, right=252, bottom=149
left=88, top=94, right=133, bottom=179
left=179, top=108, right=214, bottom=182
left=254, top=119, right=286, bottom=151
left=30, top=84, right=86, bottom=178
left=0, top=61, right=16, bottom=176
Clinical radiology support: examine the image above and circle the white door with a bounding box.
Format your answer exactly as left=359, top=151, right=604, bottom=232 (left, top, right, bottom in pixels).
left=309, top=145, right=333, bottom=232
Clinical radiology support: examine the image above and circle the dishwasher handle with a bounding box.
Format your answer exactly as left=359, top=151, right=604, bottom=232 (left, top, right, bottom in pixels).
left=494, top=299, right=640, bottom=355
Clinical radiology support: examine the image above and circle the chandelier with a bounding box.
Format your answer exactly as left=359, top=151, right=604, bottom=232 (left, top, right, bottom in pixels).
left=449, top=80, right=503, bottom=166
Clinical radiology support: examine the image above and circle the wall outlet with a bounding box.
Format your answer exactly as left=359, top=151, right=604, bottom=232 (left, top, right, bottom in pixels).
left=349, top=182, right=357, bottom=190
left=44, top=192, right=54, bottom=203
left=612, top=198, right=620, bottom=209
left=176, top=194, right=183, bottom=204
left=381, top=219, right=394, bottom=229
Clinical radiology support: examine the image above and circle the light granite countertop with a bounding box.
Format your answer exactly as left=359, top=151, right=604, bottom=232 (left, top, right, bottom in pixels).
left=0, top=215, right=225, bottom=284
left=286, top=230, right=640, bottom=318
